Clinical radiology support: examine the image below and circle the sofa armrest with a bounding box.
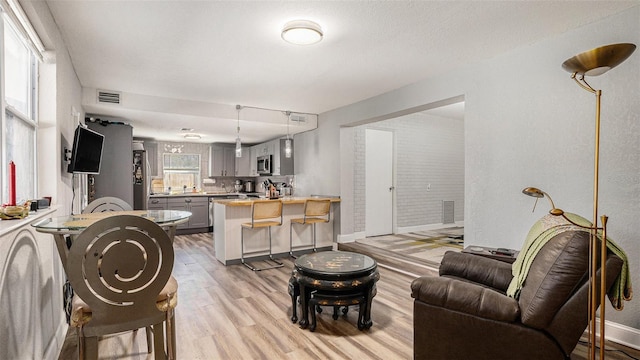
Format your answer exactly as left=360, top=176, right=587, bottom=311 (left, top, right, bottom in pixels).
left=439, top=251, right=514, bottom=292
left=411, top=276, right=520, bottom=322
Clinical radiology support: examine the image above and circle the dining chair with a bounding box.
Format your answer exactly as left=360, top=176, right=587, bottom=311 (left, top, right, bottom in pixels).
left=289, top=199, right=331, bottom=258
left=67, top=215, right=178, bottom=359
left=241, top=200, right=284, bottom=271
left=83, top=196, right=132, bottom=213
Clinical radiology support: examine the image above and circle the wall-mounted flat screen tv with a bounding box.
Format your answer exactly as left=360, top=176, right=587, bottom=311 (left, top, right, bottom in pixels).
left=67, top=125, right=105, bottom=174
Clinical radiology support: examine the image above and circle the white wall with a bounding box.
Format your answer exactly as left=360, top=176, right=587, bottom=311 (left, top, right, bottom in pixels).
left=295, top=7, right=640, bottom=329
left=351, top=112, right=465, bottom=232
left=25, top=0, right=84, bottom=215
left=0, top=1, right=86, bottom=358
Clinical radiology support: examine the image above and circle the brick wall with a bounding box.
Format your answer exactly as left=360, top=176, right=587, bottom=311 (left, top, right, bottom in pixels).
left=353, top=111, right=464, bottom=232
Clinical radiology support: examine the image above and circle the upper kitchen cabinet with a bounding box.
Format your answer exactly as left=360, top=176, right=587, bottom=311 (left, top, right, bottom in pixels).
left=249, top=146, right=258, bottom=176
left=253, top=141, right=274, bottom=157
left=235, top=146, right=252, bottom=177
left=275, top=138, right=294, bottom=175
left=260, top=138, right=294, bottom=176
left=208, top=144, right=236, bottom=177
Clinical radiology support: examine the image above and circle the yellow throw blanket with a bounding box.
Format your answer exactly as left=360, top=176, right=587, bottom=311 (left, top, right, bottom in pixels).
left=506, top=213, right=632, bottom=310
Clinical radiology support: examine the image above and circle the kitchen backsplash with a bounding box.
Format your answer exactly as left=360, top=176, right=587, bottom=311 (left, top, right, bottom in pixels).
left=203, top=175, right=294, bottom=194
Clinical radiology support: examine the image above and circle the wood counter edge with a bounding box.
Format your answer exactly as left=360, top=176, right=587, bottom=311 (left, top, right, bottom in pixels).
left=214, top=197, right=341, bottom=206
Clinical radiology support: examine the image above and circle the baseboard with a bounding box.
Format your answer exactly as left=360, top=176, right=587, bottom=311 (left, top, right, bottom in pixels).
left=337, top=231, right=365, bottom=243
left=397, top=221, right=464, bottom=234
left=596, top=318, right=640, bottom=350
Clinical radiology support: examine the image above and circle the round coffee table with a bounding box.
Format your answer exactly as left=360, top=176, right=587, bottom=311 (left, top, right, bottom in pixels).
left=289, top=251, right=379, bottom=330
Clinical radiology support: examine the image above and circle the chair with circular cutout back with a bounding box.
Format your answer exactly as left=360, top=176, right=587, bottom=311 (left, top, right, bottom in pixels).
left=67, top=215, right=178, bottom=359
left=83, top=196, right=132, bottom=213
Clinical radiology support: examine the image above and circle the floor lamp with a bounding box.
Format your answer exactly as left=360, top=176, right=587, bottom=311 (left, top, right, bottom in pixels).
left=524, top=43, right=635, bottom=360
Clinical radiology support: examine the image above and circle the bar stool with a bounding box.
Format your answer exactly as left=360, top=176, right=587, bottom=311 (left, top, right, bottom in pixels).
left=289, top=199, right=331, bottom=258
left=241, top=200, right=284, bottom=271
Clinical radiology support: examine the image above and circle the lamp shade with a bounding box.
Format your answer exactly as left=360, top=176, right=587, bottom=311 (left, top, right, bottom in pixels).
left=562, top=43, right=636, bottom=76
left=522, top=187, right=544, bottom=198
left=521, top=187, right=564, bottom=216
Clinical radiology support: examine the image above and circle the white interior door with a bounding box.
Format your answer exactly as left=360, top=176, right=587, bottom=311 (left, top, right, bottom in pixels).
left=365, top=129, right=393, bottom=236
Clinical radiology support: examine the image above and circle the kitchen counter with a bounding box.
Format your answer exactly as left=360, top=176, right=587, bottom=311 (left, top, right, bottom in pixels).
left=213, top=196, right=341, bottom=206
left=149, top=192, right=258, bottom=198
left=213, top=197, right=341, bottom=265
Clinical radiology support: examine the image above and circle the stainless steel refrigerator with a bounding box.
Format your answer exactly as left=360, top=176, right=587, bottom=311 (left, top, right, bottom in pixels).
left=133, top=150, right=147, bottom=210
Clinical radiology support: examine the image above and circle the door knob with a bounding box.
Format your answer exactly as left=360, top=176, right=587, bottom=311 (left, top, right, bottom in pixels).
left=389, top=186, right=395, bottom=191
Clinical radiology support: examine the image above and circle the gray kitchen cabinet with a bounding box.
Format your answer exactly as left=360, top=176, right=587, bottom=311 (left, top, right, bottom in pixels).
left=235, top=146, right=252, bottom=176
left=147, top=197, right=167, bottom=211
left=167, top=196, right=209, bottom=232
left=249, top=146, right=258, bottom=176
left=278, top=138, right=294, bottom=175
left=265, top=138, right=294, bottom=176
left=254, top=141, right=274, bottom=157
left=208, top=145, right=236, bottom=177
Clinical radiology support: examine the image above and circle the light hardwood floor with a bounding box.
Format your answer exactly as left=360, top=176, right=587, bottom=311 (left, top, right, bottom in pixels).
left=58, top=233, right=640, bottom=360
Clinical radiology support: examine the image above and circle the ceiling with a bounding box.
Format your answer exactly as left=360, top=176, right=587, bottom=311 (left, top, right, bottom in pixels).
left=43, top=1, right=637, bottom=144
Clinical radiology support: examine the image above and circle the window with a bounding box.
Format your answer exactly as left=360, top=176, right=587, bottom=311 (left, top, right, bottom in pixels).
left=162, top=153, right=201, bottom=192
left=2, top=17, right=38, bottom=204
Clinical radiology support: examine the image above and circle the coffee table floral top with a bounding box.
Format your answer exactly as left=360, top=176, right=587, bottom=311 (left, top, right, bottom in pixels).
left=295, top=251, right=377, bottom=278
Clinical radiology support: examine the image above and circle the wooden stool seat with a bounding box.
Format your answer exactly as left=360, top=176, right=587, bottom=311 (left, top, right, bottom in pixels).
left=241, top=200, right=284, bottom=271
left=290, top=199, right=331, bottom=257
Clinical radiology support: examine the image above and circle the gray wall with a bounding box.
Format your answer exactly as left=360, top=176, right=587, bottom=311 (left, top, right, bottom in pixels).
left=87, top=122, right=133, bottom=206
left=294, top=8, right=639, bottom=329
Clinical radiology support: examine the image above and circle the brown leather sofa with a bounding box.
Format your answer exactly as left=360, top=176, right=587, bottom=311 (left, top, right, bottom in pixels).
left=411, top=230, right=623, bottom=360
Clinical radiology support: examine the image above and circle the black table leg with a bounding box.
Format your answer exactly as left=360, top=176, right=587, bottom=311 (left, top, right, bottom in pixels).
left=299, top=284, right=309, bottom=329
left=288, top=277, right=299, bottom=323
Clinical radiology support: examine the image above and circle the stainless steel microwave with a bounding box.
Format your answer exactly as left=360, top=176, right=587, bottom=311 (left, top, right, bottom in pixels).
left=257, top=155, right=272, bottom=175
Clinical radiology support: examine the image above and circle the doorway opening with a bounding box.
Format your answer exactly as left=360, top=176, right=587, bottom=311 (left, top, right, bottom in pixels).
left=348, top=99, right=465, bottom=265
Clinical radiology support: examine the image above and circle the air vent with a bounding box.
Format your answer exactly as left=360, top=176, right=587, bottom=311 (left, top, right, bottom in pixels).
left=97, top=90, right=121, bottom=105
left=442, top=201, right=454, bottom=224
left=290, top=114, right=307, bottom=123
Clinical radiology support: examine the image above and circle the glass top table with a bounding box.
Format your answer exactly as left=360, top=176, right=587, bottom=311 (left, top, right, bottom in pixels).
left=32, top=210, right=192, bottom=274
left=32, top=210, right=192, bottom=233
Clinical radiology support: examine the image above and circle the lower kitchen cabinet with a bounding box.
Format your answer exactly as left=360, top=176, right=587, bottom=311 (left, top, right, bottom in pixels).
left=147, top=197, right=167, bottom=210
left=167, top=197, right=209, bottom=233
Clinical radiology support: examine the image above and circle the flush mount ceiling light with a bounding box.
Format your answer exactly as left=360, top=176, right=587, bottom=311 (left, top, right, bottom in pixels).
left=183, top=133, right=201, bottom=140
left=281, top=20, right=323, bottom=45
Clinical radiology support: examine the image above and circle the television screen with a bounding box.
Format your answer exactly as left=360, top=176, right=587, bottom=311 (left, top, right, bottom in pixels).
left=67, top=125, right=105, bottom=174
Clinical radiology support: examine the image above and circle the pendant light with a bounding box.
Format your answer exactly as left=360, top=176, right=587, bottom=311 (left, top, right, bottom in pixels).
left=284, top=111, right=292, bottom=158
left=235, top=105, right=242, bottom=158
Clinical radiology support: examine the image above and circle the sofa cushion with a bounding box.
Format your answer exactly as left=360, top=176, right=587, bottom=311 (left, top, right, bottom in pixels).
left=518, top=231, right=589, bottom=329
left=411, top=276, right=520, bottom=322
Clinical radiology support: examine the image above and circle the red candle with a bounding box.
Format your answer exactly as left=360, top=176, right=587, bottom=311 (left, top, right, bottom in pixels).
left=8, top=161, right=16, bottom=206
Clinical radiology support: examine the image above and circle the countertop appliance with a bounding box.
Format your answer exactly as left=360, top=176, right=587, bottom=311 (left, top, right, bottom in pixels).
left=234, top=179, right=244, bottom=192
left=257, top=155, right=272, bottom=175
left=244, top=181, right=254, bottom=192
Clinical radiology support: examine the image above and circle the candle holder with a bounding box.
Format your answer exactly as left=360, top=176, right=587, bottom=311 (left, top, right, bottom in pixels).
left=0, top=201, right=31, bottom=220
